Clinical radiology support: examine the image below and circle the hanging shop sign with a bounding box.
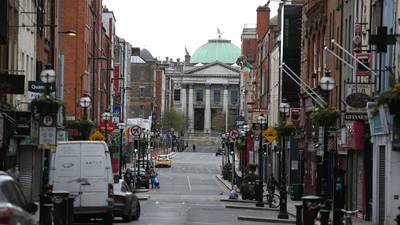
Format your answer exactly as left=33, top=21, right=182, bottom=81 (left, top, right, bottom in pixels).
left=345, top=82, right=374, bottom=120
left=0, top=74, right=25, bottom=94
left=15, top=111, right=31, bottom=137
left=354, top=53, right=372, bottom=76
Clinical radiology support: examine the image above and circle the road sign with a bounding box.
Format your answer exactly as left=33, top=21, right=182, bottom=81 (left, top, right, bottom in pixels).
left=262, top=127, right=278, bottom=143
left=229, top=129, right=240, bottom=139
left=130, top=125, right=142, bottom=137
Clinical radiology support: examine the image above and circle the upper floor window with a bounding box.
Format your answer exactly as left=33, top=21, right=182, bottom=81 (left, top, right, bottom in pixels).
left=174, top=89, right=181, bottom=102
left=230, top=90, right=238, bottom=105
left=196, top=89, right=203, bottom=102
left=139, top=87, right=144, bottom=97
left=213, top=90, right=220, bottom=105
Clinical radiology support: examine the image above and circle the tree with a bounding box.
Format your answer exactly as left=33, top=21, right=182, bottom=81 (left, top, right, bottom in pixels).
left=160, top=109, right=188, bottom=133
left=211, top=111, right=236, bottom=132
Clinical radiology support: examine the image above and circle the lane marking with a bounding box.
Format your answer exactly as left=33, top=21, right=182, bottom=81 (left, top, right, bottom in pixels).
left=187, top=175, right=192, bottom=192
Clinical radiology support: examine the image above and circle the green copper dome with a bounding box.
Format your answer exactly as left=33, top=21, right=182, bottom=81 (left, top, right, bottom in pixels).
left=190, top=39, right=241, bottom=64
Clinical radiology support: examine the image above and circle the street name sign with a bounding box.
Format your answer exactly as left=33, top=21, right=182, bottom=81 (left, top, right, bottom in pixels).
left=262, top=127, right=277, bottom=143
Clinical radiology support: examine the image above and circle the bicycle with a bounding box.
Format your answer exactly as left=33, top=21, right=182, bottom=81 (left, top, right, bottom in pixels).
left=340, top=209, right=361, bottom=225
left=263, top=190, right=280, bottom=208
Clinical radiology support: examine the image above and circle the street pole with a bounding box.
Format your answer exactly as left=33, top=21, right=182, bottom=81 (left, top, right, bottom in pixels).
left=105, top=120, right=108, bottom=142
left=232, top=141, right=235, bottom=190
left=256, top=131, right=264, bottom=207
left=119, top=127, right=123, bottom=178
left=278, top=134, right=289, bottom=219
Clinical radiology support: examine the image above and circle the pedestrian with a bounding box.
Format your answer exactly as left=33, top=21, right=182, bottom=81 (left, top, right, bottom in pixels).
left=192, top=144, right=196, bottom=152
left=122, top=151, right=127, bottom=170
left=229, top=185, right=238, bottom=199
left=267, top=175, right=277, bottom=194
left=148, top=166, right=158, bottom=189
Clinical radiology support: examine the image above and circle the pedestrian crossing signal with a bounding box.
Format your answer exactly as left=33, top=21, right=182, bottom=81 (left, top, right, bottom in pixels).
left=229, top=149, right=234, bottom=155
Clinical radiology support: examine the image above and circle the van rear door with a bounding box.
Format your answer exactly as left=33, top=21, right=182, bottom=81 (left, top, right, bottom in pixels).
left=80, top=143, right=109, bottom=207
left=52, top=143, right=82, bottom=207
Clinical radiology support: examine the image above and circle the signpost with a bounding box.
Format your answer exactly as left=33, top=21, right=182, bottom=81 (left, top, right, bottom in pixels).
left=229, top=128, right=240, bottom=189
left=262, top=127, right=278, bottom=143
left=39, top=113, right=57, bottom=148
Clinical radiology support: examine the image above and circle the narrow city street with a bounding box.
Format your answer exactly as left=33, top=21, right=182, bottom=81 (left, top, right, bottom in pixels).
left=104, top=145, right=278, bottom=225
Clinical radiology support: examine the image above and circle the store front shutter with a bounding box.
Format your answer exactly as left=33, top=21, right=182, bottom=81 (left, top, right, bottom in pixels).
left=18, top=147, right=34, bottom=201
left=378, top=146, right=386, bottom=225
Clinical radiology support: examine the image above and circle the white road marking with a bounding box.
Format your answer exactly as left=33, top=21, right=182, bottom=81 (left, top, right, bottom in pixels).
left=187, top=175, right=192, bottom=192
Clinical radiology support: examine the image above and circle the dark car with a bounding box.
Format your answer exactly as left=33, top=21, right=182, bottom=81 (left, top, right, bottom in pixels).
left=124, top=168, right=149, bottom=189
left=112, top=179, right=140, bottom=222
left=0, top=171, right=38, bottom=225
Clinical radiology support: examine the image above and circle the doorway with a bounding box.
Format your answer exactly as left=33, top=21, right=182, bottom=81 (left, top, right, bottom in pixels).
left=194, top=108, right=204, bottom=131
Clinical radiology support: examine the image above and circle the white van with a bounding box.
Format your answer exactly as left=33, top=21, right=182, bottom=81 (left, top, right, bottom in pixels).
left=49, top=141, right=114, bottom=225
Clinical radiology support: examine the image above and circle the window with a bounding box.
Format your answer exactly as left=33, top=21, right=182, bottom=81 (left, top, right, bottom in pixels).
left=196, top=89, right=203, bottom=102
left=139, top=87, right=144, bottom=97
left=174, top=89, right=181, bottom=102
left=213, top=90, right=220, bottom=105
left=230, top=90, right=238, bottom=105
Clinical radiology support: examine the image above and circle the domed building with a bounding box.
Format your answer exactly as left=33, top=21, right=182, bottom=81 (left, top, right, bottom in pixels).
left=166, top=37, right=241, bottom=135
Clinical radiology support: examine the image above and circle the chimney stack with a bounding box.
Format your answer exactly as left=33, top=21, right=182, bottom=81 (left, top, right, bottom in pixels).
left=256, top=5, right=270, bottom=42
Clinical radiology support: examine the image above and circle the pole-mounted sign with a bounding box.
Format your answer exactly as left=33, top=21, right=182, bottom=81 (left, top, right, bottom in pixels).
left=229, top=129, right=240, bottom=140
left=130, top=125, right=142, bottom=137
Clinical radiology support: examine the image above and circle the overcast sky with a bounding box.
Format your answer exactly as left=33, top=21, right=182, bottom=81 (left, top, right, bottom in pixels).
left=102, top=0, right=279, bottom=61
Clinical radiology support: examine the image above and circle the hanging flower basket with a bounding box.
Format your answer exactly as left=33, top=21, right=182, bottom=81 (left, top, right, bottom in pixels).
left=31, top=95, right=64, bottom=115
left=376, top=83, right=400, bottom=115
left=310, top=107, right=339, bottom=127
left=235, top=138, right=246, bottom=151
left=276, top=120, right=296, bottom=136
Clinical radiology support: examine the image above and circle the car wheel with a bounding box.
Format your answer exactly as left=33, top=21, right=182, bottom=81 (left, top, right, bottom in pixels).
left=103, top=212, right=113, bottom=225
left=132, top=202, right=141, bottom=220
left=122, top=207, right=132, bottom=222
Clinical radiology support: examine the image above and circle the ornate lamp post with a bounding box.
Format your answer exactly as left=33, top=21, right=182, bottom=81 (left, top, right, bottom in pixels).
left=278, top=102, right=290, bottom=219
left=319, top=71, right=335, bottom=223
left=102, top=111, right=111, bottom=142
left=79, top=95, right=91, bottom=140
left=118, top=123, right=125, bottom=178
left=256, top=114, right=267, bottom=207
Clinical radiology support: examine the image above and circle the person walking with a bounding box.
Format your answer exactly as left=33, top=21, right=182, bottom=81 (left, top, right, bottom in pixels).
left=192, top=144, right=196, bottom=152
left=148, top=166, right=158, bottom=189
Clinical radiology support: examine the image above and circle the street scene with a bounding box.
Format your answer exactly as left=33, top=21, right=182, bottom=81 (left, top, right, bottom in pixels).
left=1, top=0, right=400, bottom=225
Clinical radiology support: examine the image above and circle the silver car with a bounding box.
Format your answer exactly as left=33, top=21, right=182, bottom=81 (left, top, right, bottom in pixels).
left=0, top=171, right=38, bottom=225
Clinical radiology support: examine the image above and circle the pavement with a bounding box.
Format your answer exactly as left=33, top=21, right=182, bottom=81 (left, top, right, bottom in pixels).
left=215, top=174, right=373, bottom=225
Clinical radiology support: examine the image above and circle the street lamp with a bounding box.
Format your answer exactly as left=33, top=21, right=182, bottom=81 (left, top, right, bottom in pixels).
left=319, top=71, right=335, bottom=222
left=118, top=123, right=125, bottom=178
left=79, top=95, right=92, bottom=140
left=40, top=66, right=56, bottom=96
left=102, top=111, right=111, bottom=142
left=79, top=95, right=91, bottom=120
left=278, top=102, right=290, bottom=219
left=256, top=114, right=267, bottom=207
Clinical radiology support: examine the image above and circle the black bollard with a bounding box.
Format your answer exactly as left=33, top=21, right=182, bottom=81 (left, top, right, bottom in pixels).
left=295, top=204, right=303, bottom=225
left=302, top=196, right=321, bottom=225
left=39, top=194, right=53, bottom=225
left=320, top=209, right=329, bottom=225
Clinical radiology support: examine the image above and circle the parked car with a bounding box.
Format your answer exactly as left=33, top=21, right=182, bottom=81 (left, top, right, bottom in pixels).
left=112, top=179, right=140, bottom=222
left=0, top=171, right=38, bottom=225
left=49, top=141, right=114, bottom=225
left=124, top=167, right=149, bottom=189
left=155, top=155, right=171, bottom=168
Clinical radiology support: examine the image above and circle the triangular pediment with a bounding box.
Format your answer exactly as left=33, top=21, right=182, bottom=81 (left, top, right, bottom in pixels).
left=185, top=61, right=240, bottom=76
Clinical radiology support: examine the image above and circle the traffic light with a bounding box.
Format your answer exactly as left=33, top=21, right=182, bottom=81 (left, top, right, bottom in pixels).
left=229, top=142, right=235, bottom=155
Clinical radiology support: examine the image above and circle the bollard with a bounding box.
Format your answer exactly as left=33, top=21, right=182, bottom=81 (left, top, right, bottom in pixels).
left=52, top=191, right=69, bottom=225
left=302, top=195, right=321, bottom=225
left=66, top=194, right=75, bottom=225
left=295, top=204, right=303, bottom=225
left=39, top=194, right=53, bottom=225
left=320, top=209, right=329, bottom=225
left=255, top=179, right=264, bottom=207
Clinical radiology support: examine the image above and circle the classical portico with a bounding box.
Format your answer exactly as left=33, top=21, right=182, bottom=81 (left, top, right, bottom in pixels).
left=171, top=61, right=240, bottom=134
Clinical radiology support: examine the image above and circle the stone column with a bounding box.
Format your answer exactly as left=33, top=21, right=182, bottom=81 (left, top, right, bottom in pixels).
left=204, top=85, right=211, bottom=133
left=181, top=85, right=187, bottom=117
left=223, top=85, right=229, bottom=114
left=188, top=85, right=194, bottom=133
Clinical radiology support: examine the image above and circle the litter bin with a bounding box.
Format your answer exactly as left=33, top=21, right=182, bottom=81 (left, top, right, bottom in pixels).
left=291, top=184, right=304, bottom=200
left=52, top=191, right=75, bottom=225
left=302, top=195, right=321, bottom=225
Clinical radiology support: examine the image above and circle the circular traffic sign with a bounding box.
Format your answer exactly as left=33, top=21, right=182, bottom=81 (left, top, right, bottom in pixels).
left=229, top=129, right=240, bottom=139
left=130, top=125, right=142, bottom=137
left=43, top=115, right=54, bottom=126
